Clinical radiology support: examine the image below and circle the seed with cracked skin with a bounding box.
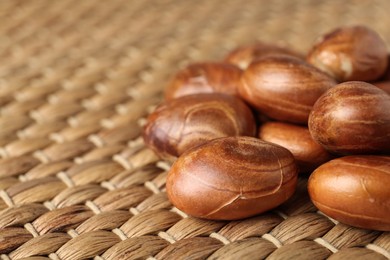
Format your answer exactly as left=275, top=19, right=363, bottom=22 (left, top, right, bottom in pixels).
left=166, top=136, right=298, bottom=220
left=309, top=81, right=390, bottom=155
left=308, top=155, right=390, bottom=231
left=239, top=54, right=336, bottom=124
left=164, top=62, right=242, bottom=100
left=224, top=41, right=302, bottom=69
left=307, top=25, right=388, bottom=82
left=143, top=93, right=256, bottom=161
left=258, top=121, right=332, bottom=173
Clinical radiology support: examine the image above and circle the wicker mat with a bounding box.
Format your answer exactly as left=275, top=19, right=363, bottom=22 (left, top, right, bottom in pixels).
left=0, top=0, right=389, bottom=259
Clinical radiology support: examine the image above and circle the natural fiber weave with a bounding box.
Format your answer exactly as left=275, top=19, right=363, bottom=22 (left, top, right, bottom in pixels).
left=0, top=0, right=389, bottom=259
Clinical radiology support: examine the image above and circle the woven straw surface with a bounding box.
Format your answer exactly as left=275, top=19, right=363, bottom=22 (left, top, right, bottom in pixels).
left=0, top=0, right=389, bottom=259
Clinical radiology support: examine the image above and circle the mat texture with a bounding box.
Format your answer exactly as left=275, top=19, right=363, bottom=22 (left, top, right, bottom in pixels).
left=0, top=0, right=389, bottom=259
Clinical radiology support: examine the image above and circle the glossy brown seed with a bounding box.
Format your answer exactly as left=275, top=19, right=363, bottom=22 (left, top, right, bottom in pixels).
left=307, top=25, right=388, bottom=82
left=143, top=93, right=256, bottom=161
left=224, top=42, right=302, bottom=69
left=258, top=122, right=332, bottom=173
left=308, top=155, right=390, bottom=231
left=309, top=81, right=390, bottom=155
left=239, top=55, right=336, bottom=124
left=164, top=62, right=242, bottom=100
left=166, top=136, right=298, bottom=220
